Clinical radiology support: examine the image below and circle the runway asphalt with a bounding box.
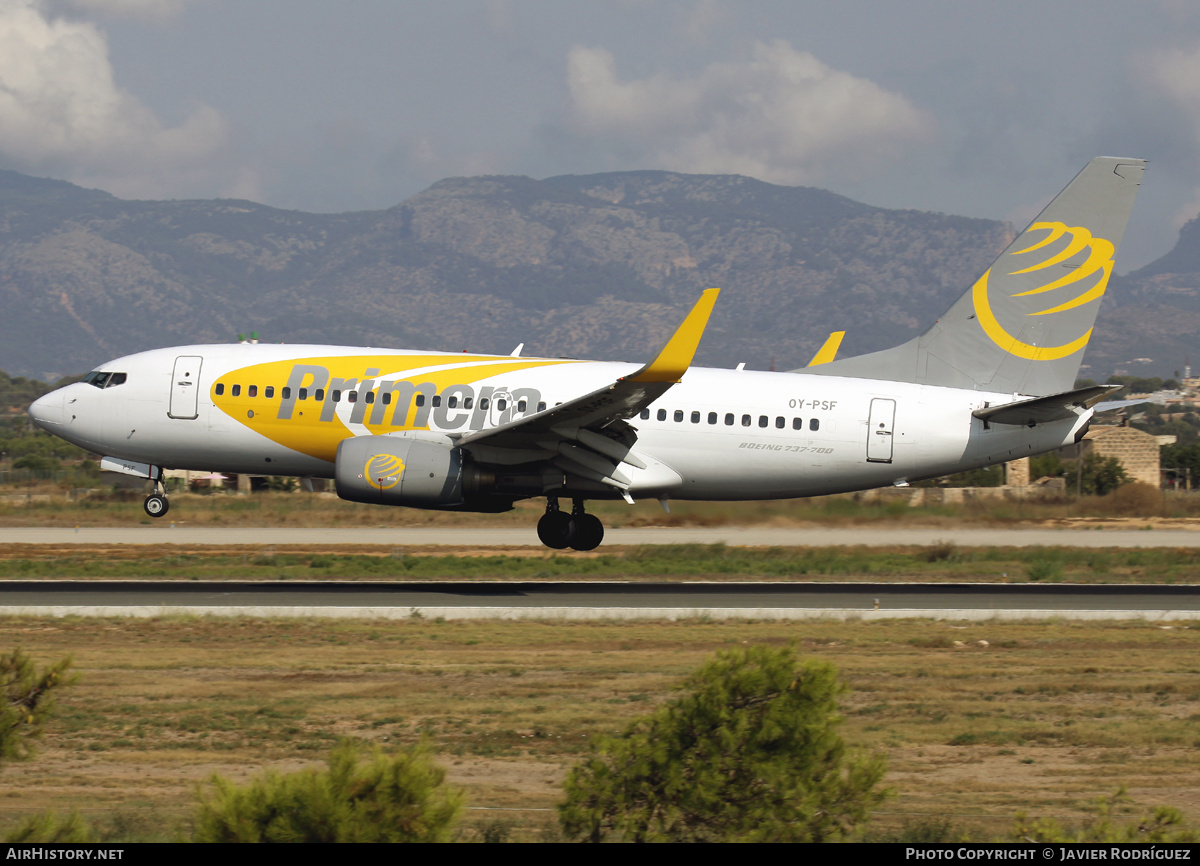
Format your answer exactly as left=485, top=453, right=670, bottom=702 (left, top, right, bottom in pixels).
left=2, top=525, right=1199, bottom=547
left=2, top=580, right=1197, bottom=622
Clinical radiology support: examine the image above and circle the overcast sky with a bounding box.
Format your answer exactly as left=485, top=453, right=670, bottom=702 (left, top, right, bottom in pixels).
left=4, top=0, right=1200, bottom=270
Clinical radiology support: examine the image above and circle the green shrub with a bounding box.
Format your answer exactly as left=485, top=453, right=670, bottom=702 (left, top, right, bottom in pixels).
left=194, top=740, right=464, bottom=843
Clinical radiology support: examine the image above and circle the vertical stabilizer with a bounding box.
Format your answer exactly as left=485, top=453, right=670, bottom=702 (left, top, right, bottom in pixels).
left=802, top=157, right=1146, bottom=395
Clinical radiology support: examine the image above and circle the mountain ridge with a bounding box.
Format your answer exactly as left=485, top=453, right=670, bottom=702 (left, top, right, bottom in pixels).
left=0, top=168, right=1192, bottom=382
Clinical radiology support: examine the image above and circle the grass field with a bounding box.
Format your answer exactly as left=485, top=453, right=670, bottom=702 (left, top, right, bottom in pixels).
left=1, top=541, right=1200, bottom=584
left=1, top=615, right=1198, bottom=842
left=4, top=487, right=1200, bottom=529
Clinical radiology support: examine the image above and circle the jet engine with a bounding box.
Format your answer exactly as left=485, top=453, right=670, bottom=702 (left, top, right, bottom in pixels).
left=336, top=434, right=475, bottom=508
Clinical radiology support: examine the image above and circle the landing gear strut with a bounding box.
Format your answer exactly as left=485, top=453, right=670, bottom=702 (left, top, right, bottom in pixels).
left=143, top=471, right=169, bottom=518
left=569, top=500, right=604, bottom=551
left=536, top=498, right=605, bottom=551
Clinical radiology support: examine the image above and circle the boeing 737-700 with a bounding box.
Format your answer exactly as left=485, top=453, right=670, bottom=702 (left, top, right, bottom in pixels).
left=28, top=157, right=1146, bottom=550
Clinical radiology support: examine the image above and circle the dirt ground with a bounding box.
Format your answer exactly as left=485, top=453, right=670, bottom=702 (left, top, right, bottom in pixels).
left=1, top=616, right=1197, bottom=841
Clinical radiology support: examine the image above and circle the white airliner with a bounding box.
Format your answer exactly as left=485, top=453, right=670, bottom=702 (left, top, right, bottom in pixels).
left=29, top=157, right=1146, bottom=550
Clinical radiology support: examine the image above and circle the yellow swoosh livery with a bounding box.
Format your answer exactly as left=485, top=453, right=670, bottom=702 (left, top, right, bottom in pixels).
left=364, top=453, right=405, bottom=490
left=971, top=221, right=1115, bottom=361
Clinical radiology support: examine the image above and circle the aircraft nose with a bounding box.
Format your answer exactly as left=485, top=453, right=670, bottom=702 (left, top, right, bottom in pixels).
left=28, top=390, right=64, bottom=429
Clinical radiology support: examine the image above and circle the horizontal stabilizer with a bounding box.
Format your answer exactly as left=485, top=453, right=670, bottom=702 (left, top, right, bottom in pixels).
left=1092, top=397, right=1153, bottom=414
left=972, top=384, right=1121, bottom=426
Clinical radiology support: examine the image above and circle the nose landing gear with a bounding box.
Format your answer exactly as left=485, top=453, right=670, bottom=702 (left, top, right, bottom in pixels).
left=143, top=470, right=169, bottom=518
left=536, top=498, right=604, bottom=551
left=143, top=493, right=169, bottom=518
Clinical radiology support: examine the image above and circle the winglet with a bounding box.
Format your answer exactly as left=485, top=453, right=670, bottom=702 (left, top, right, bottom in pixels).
left=632, top=289, right=720, bottom=383
left=807, top=331, right=845, bottom=366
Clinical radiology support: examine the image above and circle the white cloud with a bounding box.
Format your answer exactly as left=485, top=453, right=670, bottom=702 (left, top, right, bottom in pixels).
left=49, top=0, right=188, bottom=20
left=0, top=0, right=236, bottom=199
left=566, top=40, right=931, bottom=186
left=1145, top=43, right=1200, bottom=118
left=1142, top=43, right=1200, bottom=227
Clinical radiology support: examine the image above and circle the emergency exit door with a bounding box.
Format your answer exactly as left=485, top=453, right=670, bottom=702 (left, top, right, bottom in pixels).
left=866, top=398, right=895, bottom=463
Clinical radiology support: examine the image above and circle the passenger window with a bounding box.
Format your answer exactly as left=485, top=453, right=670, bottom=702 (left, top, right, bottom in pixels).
left=691, top=411, right=700, bottom=423
left=265, top=386, right=275, bottom=399
left=415, top=394, right=425, bottom=407
left=497, top=399, right=506, bottom=411
left=314, top=388, right=324, bottom=401
left=448, top=396, right=457, bottom=408
left=640, top=409, right=650, bottom=420
left=480, top=398, right=489, bottom=410
left=707, top=412, right=717, bottom=424
left=331, top=390, right=340, bottom=402
left=537, top=402, right=547, bottom=412
left=657, top=409, right=667, bottom=421
left=298, top=388, right=308, bottom=400
left=232, top=385, right=241, bottom=397
left=365, top=391, right=374, bottom=404
left=674, top=410, right=684, bottom=422
left=775, top=416, right=785, bottom=429
left=810, top=418, right=820, bottom=431
left=725, top=413, right=734, bottom=426
left=215, top=383, right=225, bottom=396
left=741, top=414, right=751, bottom=427
left=282, top=387, right=291, bottom=399
left=382, top=392, right=391, bottom=405
left=758, top=416, right=768, bottom=428
left=516, top=400, right=525, bottom=412
left=247, top=385, right=258, bottom=398
left=347, top=391, right=356, bottom=403
left=106, top=373, right=127, bottom=388
left=464, top=397, right=473, bottom=409
left=434, top=396, right=442, bottom=408
left=793, top=418, right=802, bottom=430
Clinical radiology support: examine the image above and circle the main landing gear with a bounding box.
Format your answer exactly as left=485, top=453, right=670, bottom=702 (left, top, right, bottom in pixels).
left=537, top=498, right=604, bottom=551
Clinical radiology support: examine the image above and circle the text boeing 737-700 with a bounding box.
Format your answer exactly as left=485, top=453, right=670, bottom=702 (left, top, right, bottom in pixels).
left=28, top=157, right=1146, bottom=550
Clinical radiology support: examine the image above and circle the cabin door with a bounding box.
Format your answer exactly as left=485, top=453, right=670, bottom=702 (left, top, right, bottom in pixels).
left=866, top=398, right=895, bottom=463
left=168, top=355, right=203, bottom=420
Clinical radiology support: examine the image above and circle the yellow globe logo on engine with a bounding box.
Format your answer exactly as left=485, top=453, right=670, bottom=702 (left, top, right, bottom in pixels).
left=364, top=454, right=405, bottom=490
left=972, top=221, right=1115, bottom=361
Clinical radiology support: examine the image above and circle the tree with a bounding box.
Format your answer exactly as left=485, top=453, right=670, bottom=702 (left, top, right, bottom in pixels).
left=194, top=740, right=464, bottom=843
left=559, top=645, right=887, bottom=843
left=0, top=648, right=74, bottom=763
left=1078, top=454, right=1129, bottom=496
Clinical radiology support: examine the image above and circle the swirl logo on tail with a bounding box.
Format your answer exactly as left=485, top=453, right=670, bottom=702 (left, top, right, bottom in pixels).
left=364, top=454, right=405, bottom=490
left=971, top=221, right=1114, bottom=361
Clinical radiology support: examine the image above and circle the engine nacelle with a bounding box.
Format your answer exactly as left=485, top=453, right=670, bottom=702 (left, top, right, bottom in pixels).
left=335, top=434, right=466, bottom=508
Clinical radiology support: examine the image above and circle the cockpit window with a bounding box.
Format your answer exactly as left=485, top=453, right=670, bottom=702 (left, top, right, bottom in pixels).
left=83, top=371, right=126, bottom=389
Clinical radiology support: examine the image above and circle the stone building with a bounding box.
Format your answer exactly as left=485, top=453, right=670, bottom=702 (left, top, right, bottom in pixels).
left=1059, top=423, right=1163, bottom=487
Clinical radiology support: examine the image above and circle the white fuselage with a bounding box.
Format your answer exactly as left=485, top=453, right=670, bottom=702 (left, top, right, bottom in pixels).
left=29, top=343, right=1089, bottom=503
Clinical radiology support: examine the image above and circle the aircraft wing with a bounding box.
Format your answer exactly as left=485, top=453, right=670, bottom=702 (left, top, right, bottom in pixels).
left=454, top=289, right=719, bottom=490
